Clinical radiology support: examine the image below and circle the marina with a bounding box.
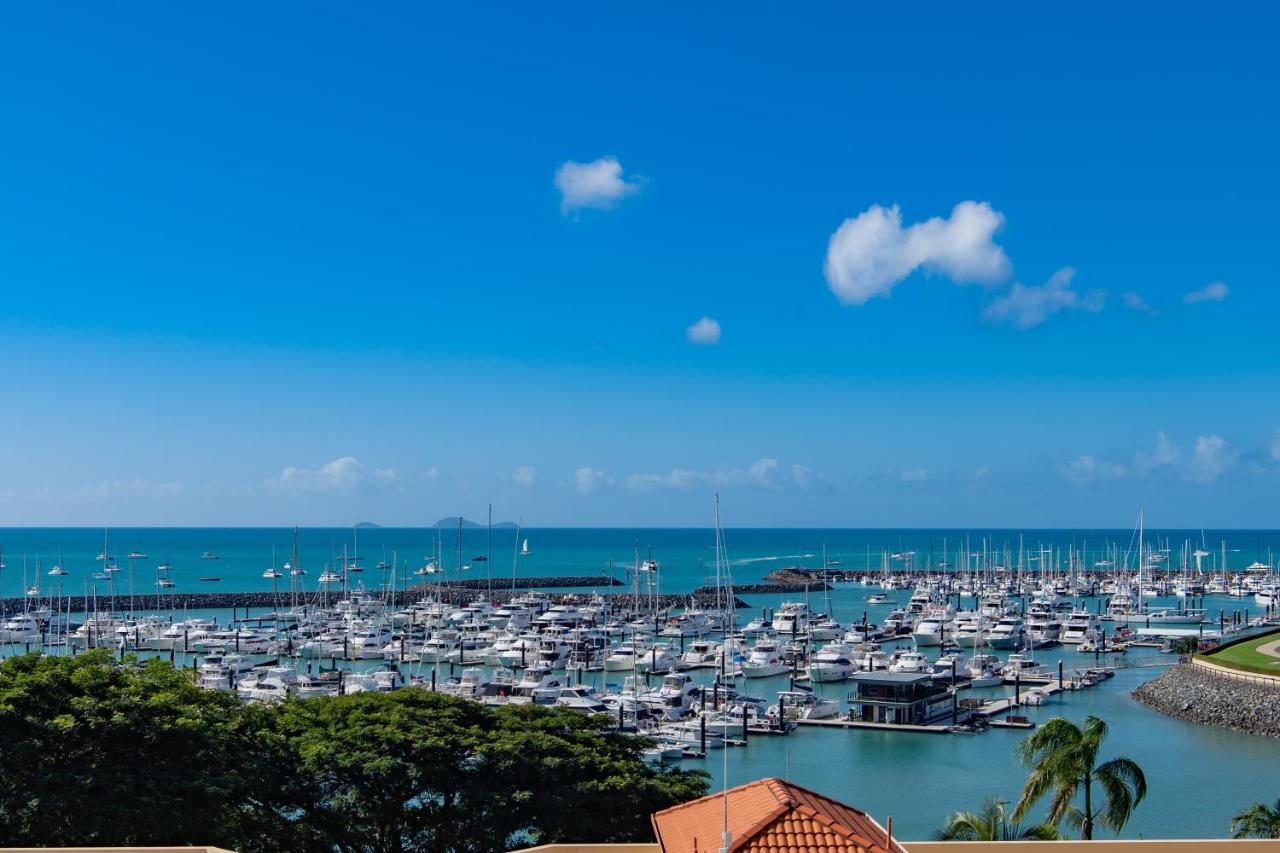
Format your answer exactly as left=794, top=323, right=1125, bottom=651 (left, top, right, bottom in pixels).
left=1, top=524, right=1279, bottom=839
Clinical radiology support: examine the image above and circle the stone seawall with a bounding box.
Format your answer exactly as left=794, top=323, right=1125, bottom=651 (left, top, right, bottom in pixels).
left=2, top=575, right=754, bottom=613
left=1132, top=663, right=1280, bottom=738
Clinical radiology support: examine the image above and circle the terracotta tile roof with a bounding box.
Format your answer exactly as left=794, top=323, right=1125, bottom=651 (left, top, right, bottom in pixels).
left=651, top=777, right=900, bottom=853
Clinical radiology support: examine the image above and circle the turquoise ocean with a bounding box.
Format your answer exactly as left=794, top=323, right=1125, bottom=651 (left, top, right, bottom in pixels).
left=2, top=526, right=1279, bottom=839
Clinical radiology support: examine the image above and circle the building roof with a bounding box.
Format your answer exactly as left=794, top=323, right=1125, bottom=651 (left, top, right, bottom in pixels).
left=849, top=672, right=933, bottom=684
left=651, top=777, right=899, bottom=853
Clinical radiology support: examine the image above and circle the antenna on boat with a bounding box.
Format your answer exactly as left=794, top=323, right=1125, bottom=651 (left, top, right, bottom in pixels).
left=715, top=493, right=732, bottom=853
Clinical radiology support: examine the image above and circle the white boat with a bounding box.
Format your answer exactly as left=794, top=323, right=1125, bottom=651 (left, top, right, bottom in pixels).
left=521, top=538, right=531, bottom=556
left=985, top=617, right=1025, bottom=650
left=740, top=640, right=790, bottom=678
left=632, top=642, right=678, bottom=674
left=889, top=650, right=930, bottom=673
left=1061, top=611, right=1100, bottom=644
left=911, top=606, right=953, bottom=647
left=603, top=642, right=649, bottom=672
left=768, top=689, right=839, bottom=721
left=807, top=641, right=857, bottom=683
left=641, top=672, right=702, bottom=720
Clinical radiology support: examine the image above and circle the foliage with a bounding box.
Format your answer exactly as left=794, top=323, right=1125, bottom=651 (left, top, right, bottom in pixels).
left=1013, top=715, right=1146, bottom=840
left=0, top=650, right=255, bottom=847
left=932, top=797, right=1061, bottom=841
left=1230, top=798, right=1280, bottom=839
left=0, top=653, right=707, bottom=852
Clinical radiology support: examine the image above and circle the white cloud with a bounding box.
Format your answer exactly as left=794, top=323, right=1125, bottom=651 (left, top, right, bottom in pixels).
left=626, top=457, right=819, bottom=492
left=1058, top=455, right=1128, bottom=485
left=1270, top=433, right=1280, bottom=462
left=265, top=457, right=397, bottom=496
left=421, top=467, right=440, bottom=482
left=686, top=316, right=721, bottom=346
left=790, top=464, right=817, bottom=490
left=982, top=267, right=1106, bottom=330
left=899, top=468, right=929, bottom=483
left=574, top=467, right=610, bottom=495
left=72, top=480, right=184, bottom=501
left=973, top=465, right=990, bottom=480
left=1062, top=431, right=1239, bottom=485
left=512, top=465, right=537, bottom=487
left=1184, top=281, right=1229, bottom=304
left=1187, top=435, right=1235, bottom=483
left=1134, top=431, right=1182, bottom=475
left=554, top=157, right=641, bottom=214
left=823, top=201, right=1011, bottom=305
left=1121, top=291, right=1157, bottom=315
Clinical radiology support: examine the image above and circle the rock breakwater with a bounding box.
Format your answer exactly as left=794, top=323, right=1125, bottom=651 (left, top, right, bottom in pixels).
left=1132, top=663, right=1280, bottom=738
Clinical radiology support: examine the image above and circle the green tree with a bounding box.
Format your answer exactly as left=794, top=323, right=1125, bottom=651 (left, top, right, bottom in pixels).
left=0, top=653, right=706, bottom=852
left=932, top=797, right=1061, bottom=841
left=256, top=688, right=707, bottom=853
left=1230, top=799, right=1280, bottom=839
left=1013, top=715, right=1146, bottom=840
left=0, top=651, right=257, bottom=848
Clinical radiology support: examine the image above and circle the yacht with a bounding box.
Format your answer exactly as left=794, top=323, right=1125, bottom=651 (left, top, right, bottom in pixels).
left=889, top=650, right=930, bottom=673
left=740, top=640, right=790, bottom=678
left=632, top=642, right=679, bottom=674
left=807, top=641, right=857, bottom=683
left=770, top=602, right=811, bottom=636
left=1061, top=611, right=1100, bottom=644
left=603, top=641, right=649, bottom=672
left=534, top=685, right=608, bottom=714
left=768, top=689, right=839, bottom=721
left=641, top=672, right=702, bottom=720
left=911, top=606, right=953, bottom=647
left=985, top=617, right=1026, bottom=650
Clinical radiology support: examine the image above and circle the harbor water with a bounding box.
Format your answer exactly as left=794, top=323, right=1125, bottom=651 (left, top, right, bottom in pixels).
left=2, top=527, right=1279, bottom=840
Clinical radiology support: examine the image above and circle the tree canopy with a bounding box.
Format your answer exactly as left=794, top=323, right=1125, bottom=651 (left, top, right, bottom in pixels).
left=0, top=652, right=707, bottom=852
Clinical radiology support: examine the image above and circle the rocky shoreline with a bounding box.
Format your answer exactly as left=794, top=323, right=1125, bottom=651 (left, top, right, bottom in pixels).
left=0, top=574, right=756, bottom=614
left=1132, top=663, right=1280, bottom=738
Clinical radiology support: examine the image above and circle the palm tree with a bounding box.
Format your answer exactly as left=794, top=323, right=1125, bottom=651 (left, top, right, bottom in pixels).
left=1231, top=799, right=1280, bottom=838
left=1013, top=715, right=1147, bottom=840
left=933, top=797, right=1061, bottom=841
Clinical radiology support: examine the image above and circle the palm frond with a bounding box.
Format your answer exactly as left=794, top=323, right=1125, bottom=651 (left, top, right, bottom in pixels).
left=1095, top=756, right=1147, bottom=833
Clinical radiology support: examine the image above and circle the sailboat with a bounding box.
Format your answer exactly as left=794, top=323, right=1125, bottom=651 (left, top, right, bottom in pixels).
left=521, top=538, right=530, bottom=556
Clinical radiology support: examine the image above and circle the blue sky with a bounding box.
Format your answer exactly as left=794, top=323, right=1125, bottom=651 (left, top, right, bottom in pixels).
left=1, top=3, right=1277, bottom=527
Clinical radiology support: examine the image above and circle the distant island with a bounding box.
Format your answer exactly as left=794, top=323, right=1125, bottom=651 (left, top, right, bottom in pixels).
left=431, top=516, right=519, bottom=530
left=353, top=521, right=382, bottom=529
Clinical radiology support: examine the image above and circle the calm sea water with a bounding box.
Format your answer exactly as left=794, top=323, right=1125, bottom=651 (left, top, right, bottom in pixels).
left=2, top=527, right=1278, bottom=839
left=3, top=526, right=1280, bottom=599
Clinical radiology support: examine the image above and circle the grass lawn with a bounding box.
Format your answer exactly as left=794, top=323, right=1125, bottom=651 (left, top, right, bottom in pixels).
left=1205, top=630, right=1280, bottom=674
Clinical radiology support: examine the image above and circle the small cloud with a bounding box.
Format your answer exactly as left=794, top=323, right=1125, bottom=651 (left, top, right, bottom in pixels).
left=574, top=467, right=610, bottom=495
left=1058, top=455, right=1128, bottom=485
left=1121, top=291, right=1158, bottom=315
left=1134, top=431, right=1182, bottom=475
left=421, top=467, right=440, bottom=482
left=686, top=316, right=721, bottom=346
left=554, top=157, right=641, bottom=214
left=790, top=464, right=818, bottom=490
left=1184, top=281, right=1229, bottom=304
left=824, top=201, right=1011, bottom=305
left=1186, top=435, right=1235, bottom=483
left=626, top=457, right=817, bottom=492
left=982, top=267, right=1106, bottom=330
left=1270, top=433, right=1280, bottom=462
left=512, top=465, right=536, bottom=487
left=265, top=457, right=396, bottom=496
left=972, top=465, right=990, bottom=480
left=899, top=468, right=929, bottom=483
left=72, top=480, right=184, bottom=501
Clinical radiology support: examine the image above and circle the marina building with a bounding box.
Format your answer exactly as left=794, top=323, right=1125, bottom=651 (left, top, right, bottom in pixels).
left=846, top=672, right=955, bottom=726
